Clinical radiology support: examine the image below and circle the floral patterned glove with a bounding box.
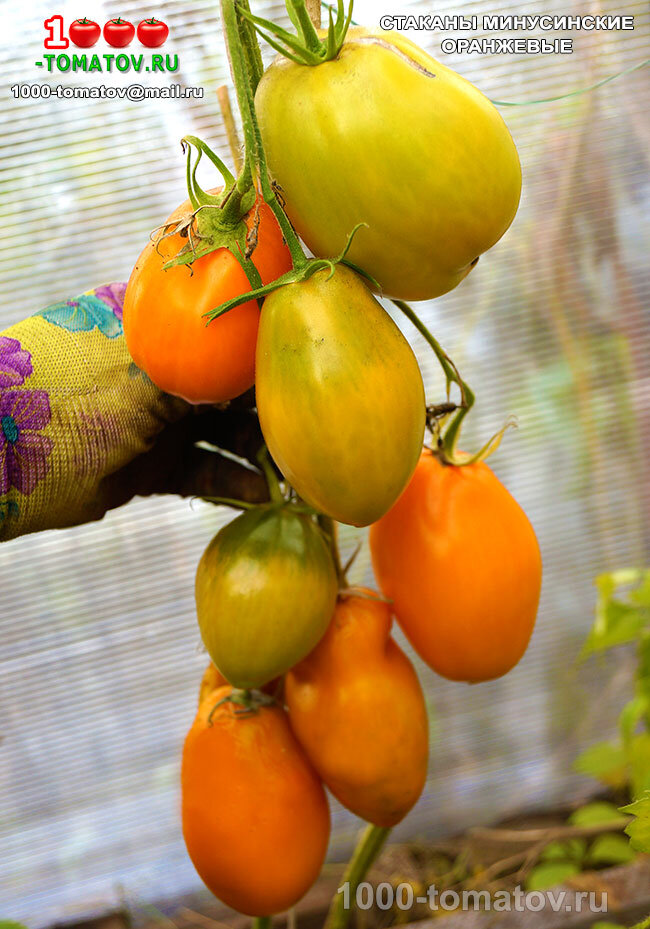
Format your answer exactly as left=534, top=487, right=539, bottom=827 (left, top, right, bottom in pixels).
left=0, top=283, right=266, bottom=542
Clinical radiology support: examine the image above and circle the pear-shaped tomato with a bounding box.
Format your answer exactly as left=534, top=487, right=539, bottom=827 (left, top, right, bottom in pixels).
left=286, top=592, right=429, bottom=827
left=182, top=686, right=330, bottom=916
left=255, top=29, right=521, bottom=301
left=195, top=505, right=337, bottom=688
left=256, top=265, right=425, bottom=527
left=369, top=451, right=542, bottom=683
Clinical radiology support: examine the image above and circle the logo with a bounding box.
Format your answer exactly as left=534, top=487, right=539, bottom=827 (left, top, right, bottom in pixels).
left=37, top=15, right=177, bottom=73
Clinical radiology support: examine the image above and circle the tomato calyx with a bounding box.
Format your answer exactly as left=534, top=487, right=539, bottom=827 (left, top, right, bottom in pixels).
left=155, top=136, right=261, bottom=294
left=201, top=446, right=320, bottom=519
left=203, top=222, right=375, bottom=325
left=207, top=687, right=277, bottom=723
left=240, top=0, right=354, bottom=66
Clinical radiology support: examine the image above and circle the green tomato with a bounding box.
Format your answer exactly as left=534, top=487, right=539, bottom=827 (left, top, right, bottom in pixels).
left=255, top=28, right=521, bottom=301
left=256, top=264, right=425, bottom=527
left=195, top=506, right=337, bottom=689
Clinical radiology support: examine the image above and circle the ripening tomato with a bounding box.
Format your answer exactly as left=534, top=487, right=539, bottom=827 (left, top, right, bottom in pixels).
left=123, top=193, right=292, bottom=404
left=182, top=686, right=330, bottom=916
left=255, top=29, right=521, bottom=301
left=369, top=451, right=542, bottom=683
left=256, top=264, right=425, bottom=527
left=195, top=506, right=338, bottom=689
left=286, top=592, right=429, bottom=827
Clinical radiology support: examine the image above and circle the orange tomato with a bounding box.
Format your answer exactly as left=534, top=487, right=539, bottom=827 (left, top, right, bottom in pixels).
left=182, top=686, right=330, bottom=916
left=370, top=451, right=542, bottom=683
left=197, top=662, right=226, bottom=705
left=285, top=592, right=429, bottom=827
left=123, top=194, right=292, bottom=404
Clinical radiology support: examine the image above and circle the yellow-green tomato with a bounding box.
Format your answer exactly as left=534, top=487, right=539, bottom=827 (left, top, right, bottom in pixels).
left=255, top=28, right=522, bottom=301
left=195, top=506, right=337, bottom=689
left=255, top=265, right=425, bottom=527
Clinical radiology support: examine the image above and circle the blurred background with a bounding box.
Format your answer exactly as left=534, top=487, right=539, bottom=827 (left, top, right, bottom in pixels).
left=0, top=0, right=648, bottom=924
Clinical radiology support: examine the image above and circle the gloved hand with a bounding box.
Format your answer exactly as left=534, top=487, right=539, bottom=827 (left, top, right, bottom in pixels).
left=0, top=282, right=267, bottom=542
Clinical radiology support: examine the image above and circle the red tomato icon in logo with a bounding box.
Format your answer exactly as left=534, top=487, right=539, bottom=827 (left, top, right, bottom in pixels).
left=103, top=17, right=135, bottom=47
left=137, top=17, right=169, bottom=47
left=69, top=18, right=101, bottom=47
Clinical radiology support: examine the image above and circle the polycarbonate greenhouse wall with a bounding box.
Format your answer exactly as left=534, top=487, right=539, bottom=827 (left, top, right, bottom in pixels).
left=1, top=0, right=648, bottom=923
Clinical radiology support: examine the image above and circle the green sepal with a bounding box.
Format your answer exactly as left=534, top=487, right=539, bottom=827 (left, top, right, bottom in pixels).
left=153, top=136, right=263, bottom=301
left=203, top=221, right=369, bottom=323
left=239, top=0, right=354, bottom=66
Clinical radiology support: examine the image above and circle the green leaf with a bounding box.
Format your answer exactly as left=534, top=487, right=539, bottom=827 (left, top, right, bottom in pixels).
left=637, top=633, right=650, bottom=702
left=0, top=922, right=30, bottom=929
left=631, top=917, right=650, bottom=929
left=629, top=733, right=650, bottom=797
left=540, top=838, right=586, bottom=862
left=630, top=570, right=650, bottom=608
left=573, top=741, right=628, bottom=788
left=590, top=923, right=626, bottom=929
left=525, top=860, right=581, bottom=891
left=582, top=569, right=650, bottom=657
left=622, top=792, right=650, bottom=853
left=586, top=833, right=636, bottom=866
left=582, top=600, right=645, bottom=656
left=620, top=695, right=650, bottom=743
left=568, top=801, right=630, bottom=827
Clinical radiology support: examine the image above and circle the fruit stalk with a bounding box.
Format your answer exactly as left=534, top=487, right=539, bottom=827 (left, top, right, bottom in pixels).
left=253, top=917, right=271, bottom=929
left=324, top=825, right=391, bottom=929
left=392, top=298, right=475, bottom=459
left=220, top=0, right=307, bottom=268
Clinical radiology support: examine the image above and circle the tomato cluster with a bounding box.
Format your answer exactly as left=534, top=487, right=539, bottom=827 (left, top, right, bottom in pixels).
left=122, top=2, right=541, bottom=919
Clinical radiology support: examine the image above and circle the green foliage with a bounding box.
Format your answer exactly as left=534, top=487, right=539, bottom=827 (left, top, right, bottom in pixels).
left=581, top=569, right=649, bottom=657
left=621, top=791, right=650, bottom=853
left=576, top=569, right=650, bottom=799
left=630, top=917, right=650, bottom=929
left=540, top=838, right=587, bottom=861
left=573, top=741, right=628, bottom=788
left=590, top=923, right=626, bottom=929
left=526, top=799, right=636, bottom=891
left=586, top=833, right=636, bottom=866
left=568, top=801, right=629, bottom=827
left=0, top=922, right=30, bottom=929
left=526, top=860, right=581, bottom=891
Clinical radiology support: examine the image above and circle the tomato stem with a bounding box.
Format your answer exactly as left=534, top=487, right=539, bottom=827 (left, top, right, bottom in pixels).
left=324, top=824, right=391, bottom=929
left=393, top=299, right=517, bottom=465
left=257, top=447, right=284, bottom=504
left=237, top=0, right=265, bottom=92
left=221, top=0, right=307, bottom=268
left=317, top=515, right=346, bottom=587
left=252, top=918, right=271, bottom=929
left=392, top=299, right=475, bottom=461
